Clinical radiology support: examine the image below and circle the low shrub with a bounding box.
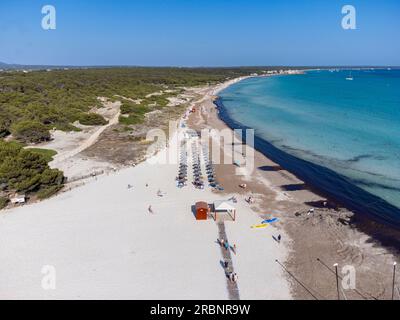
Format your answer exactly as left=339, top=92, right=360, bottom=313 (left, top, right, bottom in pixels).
left=11, top=120, right=51, bottom=143
left=119, top=114, right=145, bottom=125
left=78, top=113, right=108, bottom=126
left=28, top=148, right=58, bottom=162
left=37, top=185, right=63, bottom=200
left=0, top=196, right=8, bottom=209
left=0, top=140, right=65, bottom=197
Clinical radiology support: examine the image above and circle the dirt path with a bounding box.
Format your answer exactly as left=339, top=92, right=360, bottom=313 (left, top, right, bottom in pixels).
left=51, top=103, right=121, bottom=166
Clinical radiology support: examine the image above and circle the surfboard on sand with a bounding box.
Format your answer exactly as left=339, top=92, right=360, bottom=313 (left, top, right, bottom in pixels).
left=251, top=217, right=279, bottom=229
left=251, top=224, right=268, bottom=229
left=261, top=217, right=279, bottom=224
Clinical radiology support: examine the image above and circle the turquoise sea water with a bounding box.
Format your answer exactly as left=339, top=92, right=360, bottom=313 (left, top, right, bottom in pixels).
left=219, top=69, right=400, bottom=212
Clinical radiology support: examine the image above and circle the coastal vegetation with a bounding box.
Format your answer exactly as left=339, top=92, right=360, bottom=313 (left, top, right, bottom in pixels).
left=0, top=67, right=268, bottom=204
left=28, top=148, right=58, bottom=162
left=78, top=113, right=108, bottom=126
left=0, top=67, right=268, bottom=141
left=11, top=120, right=51, bottom=143
left=0, top=196, right=8, bottom=209
left=0, top=140, right=64, bottom=202
left=119, top=102, right=150, bottom=125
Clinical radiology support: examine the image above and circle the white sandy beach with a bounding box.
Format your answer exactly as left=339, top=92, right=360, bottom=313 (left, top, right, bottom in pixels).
left=0, top=121, right=291, bottom=300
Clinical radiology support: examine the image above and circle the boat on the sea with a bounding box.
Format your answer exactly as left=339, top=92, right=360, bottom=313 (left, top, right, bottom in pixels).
left=346, top=71, right=354, bottom=81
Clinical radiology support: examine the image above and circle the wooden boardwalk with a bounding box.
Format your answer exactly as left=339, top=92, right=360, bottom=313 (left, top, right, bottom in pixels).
left=217, top=221, right=240, bottom=300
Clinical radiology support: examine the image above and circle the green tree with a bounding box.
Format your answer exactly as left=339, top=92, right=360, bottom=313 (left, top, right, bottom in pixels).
left=78, top=113, right=108, bottom=126
left=0, top=196, right=8, bottom=209
left=11, top=120, right=51, bottom=143
left=0, top=114, right=12, bottom=137
left=0, top=140, right=64, bottom=199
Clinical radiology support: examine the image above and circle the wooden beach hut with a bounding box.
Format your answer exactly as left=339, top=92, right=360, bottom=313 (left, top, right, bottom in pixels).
left=195, top=201, right=209, bottom=220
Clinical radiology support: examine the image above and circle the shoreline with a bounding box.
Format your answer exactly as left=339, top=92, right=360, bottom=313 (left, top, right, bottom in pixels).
left=215, top=75, right=400, bottom=233
left=214, top=96, right=400, bottom=244
left=187, top=75, right=399, bottom=299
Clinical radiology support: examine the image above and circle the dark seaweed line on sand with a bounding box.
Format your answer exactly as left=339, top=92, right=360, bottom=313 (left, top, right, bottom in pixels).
left=214, top=97, right=400, bottom=238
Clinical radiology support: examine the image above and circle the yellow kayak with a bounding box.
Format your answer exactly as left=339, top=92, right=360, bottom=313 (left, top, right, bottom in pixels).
left=251, top=223, right=268, bottom=229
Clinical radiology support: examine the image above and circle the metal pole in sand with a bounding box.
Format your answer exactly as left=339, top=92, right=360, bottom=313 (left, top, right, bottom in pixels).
left=392, top=262, right=397, bottom=300
left=334, top=263, right=340, bottom=300
left=316, top=258, right=376, bottom=300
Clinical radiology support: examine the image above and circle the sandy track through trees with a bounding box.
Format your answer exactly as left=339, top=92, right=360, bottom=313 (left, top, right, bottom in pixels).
left=51, top=103, right=121, bottom=166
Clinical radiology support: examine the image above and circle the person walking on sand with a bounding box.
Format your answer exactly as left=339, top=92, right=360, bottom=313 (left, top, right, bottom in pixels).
left=148, top=205, right=153, bottom=214
left=224, top=240, right=229, bottom=251
left=277, top=234, right=281, bottom=243
left=232, top=244, right=237, bottom=255
left=232, top=273, right=238, bottom=283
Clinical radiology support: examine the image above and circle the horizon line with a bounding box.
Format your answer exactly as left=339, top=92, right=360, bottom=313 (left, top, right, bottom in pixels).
left=1, top=62, right=400, bottom=69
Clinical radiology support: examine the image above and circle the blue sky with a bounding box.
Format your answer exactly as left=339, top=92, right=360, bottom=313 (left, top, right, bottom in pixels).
left=0, top=0, right=399, bottom=66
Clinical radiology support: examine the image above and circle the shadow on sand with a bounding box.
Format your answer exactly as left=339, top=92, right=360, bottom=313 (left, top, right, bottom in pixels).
left=281, top=183, right=307, bottom=191
left=258, top=165, right=283, bottom=171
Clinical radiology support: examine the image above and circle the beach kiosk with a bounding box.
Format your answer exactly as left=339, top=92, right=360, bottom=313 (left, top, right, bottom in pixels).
left=213, top=200, right=236, bottom=221
left=195, top=201, right=209, bottom=220
left=11, top=194, right=26, bottom=205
